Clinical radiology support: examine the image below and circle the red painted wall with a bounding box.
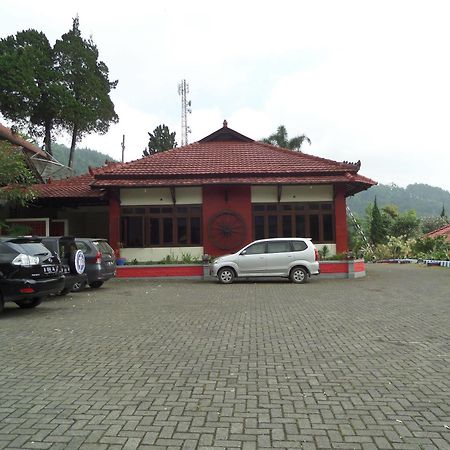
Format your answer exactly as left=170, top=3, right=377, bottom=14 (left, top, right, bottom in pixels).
left=334, top=185, right=348, bottom=254
left=202, top=185, right=252, bottom=256
left=116, top=265, right=203, bottom=278
left=319, top=262, right=348, bottom=274
left=109, top=191, right=121, bottom=256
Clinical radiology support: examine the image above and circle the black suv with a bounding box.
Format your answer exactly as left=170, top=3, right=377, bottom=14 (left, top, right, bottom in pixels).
left=0, top=236, right=65, bottom=314
left=40, top=236, right=88, bottom=294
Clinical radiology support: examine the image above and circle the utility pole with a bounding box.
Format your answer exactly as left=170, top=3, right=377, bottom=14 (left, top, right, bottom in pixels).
left=178, top=79, right=192, bottom=146
left=121, top=135, right=125, bottom=163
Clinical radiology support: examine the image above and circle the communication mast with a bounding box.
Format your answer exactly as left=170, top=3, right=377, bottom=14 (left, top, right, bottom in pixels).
left=178, top=79, right=192, bottom=146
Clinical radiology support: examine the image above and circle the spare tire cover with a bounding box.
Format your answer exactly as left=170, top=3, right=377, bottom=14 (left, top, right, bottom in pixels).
left=69, top=250, right=86, bottom=275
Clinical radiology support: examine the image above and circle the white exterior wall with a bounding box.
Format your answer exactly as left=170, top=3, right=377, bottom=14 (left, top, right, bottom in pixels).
left=121, top=246, right=204, bottom=262
left=251, top=185, right=333, bottom=202
left=315, top=243, right=337, bottom=256
left=120, top=187, right=202, bottom=205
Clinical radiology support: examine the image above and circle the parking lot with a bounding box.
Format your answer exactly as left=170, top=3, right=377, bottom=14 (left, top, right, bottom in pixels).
left=0, top=264, right=449, bottom=450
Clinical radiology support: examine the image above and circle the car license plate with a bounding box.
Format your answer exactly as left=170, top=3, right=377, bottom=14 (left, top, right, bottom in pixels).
left=43, top=265, right=58, bottom=274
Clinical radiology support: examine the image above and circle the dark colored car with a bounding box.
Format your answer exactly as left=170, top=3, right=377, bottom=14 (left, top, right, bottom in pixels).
left=0, top=236, right=65, bottom=314
left=40, top=236, right=88, bottom=294
left=74, top=238, right=116, bottom=290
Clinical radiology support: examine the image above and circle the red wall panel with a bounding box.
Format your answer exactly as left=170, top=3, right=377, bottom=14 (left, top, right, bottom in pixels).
left=202, top=185, right=252, bottom=256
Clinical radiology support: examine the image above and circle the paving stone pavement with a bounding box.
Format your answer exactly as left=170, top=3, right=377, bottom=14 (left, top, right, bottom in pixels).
left=0, top=264, right=449, bottom=450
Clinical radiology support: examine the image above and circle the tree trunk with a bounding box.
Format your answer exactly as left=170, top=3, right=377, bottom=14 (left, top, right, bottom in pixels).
left=68, top=124, right=78, bottom=168
left=44, top=121, right=52, bottom=156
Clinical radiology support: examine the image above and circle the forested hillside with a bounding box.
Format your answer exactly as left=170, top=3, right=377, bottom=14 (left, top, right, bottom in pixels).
left=348, top=183, right=450, bottom=217
left=52, top=143, right=116, bottom=175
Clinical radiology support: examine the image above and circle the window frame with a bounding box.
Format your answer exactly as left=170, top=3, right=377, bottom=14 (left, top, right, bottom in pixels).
left=252, top=202, right=335, bottom=243
left=120, top=205, right=202, bottom=248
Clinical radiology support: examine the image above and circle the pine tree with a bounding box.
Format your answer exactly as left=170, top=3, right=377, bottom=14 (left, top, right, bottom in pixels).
left=369, top=198, right=385, bottom=245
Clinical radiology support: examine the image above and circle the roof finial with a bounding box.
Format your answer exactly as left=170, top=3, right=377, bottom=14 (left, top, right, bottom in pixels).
left=223, top=120, right=228, bottom=128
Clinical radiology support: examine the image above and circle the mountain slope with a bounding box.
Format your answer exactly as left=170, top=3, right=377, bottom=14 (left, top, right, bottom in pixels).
left=52, top=143, right=116, bottom=175
left=348, top=183, right=450, bottom=217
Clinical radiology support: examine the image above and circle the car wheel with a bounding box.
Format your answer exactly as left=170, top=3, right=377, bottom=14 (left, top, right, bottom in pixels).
left=89, top=281, right=104, bottom=289
left=217, top=267, right=235, bottom=284
left=71, top=281, right=87, bottom=292
left=15, top=298, right=42, bottom=309
left=0, top=294, right=4, bottom=315
left=290, top=267, right=308, bottom=284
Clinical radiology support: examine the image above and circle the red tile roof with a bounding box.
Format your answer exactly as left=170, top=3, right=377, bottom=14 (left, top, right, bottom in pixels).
left=93, top=141, right=363, bottom=179
left=33, top=124, right=377, bottom=199
left=32, top=173, right=104, bottom=199
left=426, top=224, right=450, bottom=241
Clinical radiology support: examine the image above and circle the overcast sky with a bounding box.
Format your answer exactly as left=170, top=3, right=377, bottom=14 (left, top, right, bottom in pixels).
left=1, top=0, right=450, bottom=192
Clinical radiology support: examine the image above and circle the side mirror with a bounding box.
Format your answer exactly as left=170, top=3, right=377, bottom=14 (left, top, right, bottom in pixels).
left=240, top=250, right=247, bottom=256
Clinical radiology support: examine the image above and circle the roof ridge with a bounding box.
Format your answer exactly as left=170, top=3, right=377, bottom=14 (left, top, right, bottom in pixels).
left=256, top=141, right=360, bottom=170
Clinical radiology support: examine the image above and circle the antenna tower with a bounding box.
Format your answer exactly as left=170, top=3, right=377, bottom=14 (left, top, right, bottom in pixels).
left=178, top=79, right=192, bottom=146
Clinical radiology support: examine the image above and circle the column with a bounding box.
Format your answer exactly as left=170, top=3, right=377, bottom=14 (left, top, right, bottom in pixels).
left=334, top=185, right=348, bottom=254
left=108, top=189, right=121, bottom=257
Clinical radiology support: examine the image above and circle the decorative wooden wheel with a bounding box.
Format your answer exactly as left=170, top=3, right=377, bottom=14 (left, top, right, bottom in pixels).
left=208, top=210, right=247, bottom=250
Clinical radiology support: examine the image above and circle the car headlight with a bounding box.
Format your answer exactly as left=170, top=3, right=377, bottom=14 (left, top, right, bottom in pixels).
left=12, top=253, right=40, bottom=267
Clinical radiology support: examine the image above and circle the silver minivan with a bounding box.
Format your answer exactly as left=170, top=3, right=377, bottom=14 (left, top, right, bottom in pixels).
left=211, top=238, right=320, bottom=284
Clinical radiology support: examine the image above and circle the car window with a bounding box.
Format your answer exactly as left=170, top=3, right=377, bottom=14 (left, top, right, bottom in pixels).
left=76, top=241, right=90, bottom=254
left=291, top=240, right=308, bottom=251
left=94, top=241, right=114, bottom=254
left=0, top=242, right=16, bottom=254
left=267, top=241, right=291, bottom=253
left=244, top=242, right=266, bottom=255
left=8, top=242, right=50, bottom=256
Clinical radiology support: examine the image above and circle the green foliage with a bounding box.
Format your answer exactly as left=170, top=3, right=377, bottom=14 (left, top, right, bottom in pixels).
left=420, top=215, right=450, bottom=234
left=0, top=29, right=66, bottom=155
left=262, top=125, right=311, bottom=151
left=389, top=209, right=420, bottom=239
left=373, top=235, right=416, bottom=260
left=143, top=124, right=177, bottom=156
left=369, top=198, right=384, bottom=244
left=348, top=183, right=450, bottom=217
left=412, top=236, right=450, bottom=260
left=52, top=142, right=116, bottom=175
left=54, top=17, right=118, bottom=167
left=0, top=19, right=117, bottom=163
left=372, top=235, right=450, bottom=261
left=0, top=141, right=36, bottom=205
left=318, top=245, right=330, bottom=260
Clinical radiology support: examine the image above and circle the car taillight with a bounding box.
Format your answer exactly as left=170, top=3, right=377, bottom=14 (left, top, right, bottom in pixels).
left=12, top=253, right=39, bottom=267
left=314, top=248, right=319, bottom=261
left=95, top=251, right=102, bottom=264
left=20, top=287, right=35, bottom=294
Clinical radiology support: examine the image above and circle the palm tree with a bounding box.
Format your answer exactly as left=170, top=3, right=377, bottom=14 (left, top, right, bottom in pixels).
left=262, top=125, right=311, bottom=151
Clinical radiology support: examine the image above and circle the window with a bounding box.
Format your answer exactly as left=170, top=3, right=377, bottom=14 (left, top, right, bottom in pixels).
left=121, top=206, right=202, bottom=247
left=252, top=202, right=335, bottom=243
left=291, top=240, right=307, bottom=251
left=244, top=242, right=266, bottom=255
left=267, top=241, right=291, bottom=253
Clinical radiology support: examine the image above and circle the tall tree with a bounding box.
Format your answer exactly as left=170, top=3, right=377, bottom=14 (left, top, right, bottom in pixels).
left=0, top=29, right=66, bottom=155
left=143, top=124, right=177, bottom=156
left=262, top=125, right=311, bottom=151
left=54, top=17, right=118, bottom=168
left=441, top=204, right=447, bottom=218
left=369, top=198, right=385, bottom=245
